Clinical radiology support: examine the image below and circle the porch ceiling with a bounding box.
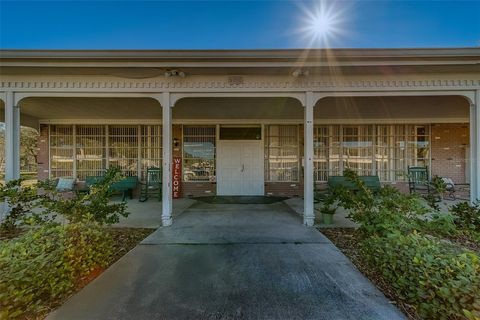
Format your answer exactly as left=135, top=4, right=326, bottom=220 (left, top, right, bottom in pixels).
left=6, top=95, right=470, bottom=124
left=173, top=97, right=303, bottom=120
left=314, top=96, right=469, bottom=121
left=17, top=97, right=162, bottom=121
left=0, top=101, right=39, bottom=128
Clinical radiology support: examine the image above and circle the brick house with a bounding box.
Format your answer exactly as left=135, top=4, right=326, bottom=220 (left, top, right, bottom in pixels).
left=0, top=48, right=479, bottom=226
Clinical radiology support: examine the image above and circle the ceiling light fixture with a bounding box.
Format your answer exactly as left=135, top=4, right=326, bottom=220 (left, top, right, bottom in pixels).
left=165, top=69, right=186, bottom=78
left=292, top=69, right=310, bottom=77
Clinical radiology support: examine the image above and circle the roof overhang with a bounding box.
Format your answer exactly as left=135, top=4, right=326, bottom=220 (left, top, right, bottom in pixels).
left=1, top=48, right=479, bottom=77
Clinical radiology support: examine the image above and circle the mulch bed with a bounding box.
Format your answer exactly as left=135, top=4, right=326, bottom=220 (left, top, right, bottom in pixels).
left=320, top=228, right=421, bottom=320
left=108, top=228, right=155, bottom=262
left=446, top=232, right=480, bottom=253
left=0, top=228, right=27, bottom=241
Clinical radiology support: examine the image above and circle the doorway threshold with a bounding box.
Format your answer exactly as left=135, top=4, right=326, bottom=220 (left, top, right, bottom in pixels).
left=192, top=196, right=287, bottom=204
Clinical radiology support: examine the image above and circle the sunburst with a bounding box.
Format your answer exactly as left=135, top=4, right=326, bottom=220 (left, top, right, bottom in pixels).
left=296, top=1, right=347, bottom=48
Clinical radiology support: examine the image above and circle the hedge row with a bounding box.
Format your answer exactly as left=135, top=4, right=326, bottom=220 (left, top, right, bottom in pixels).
left=363, top=232, right=480, bottom=319
left=0, top=223, right=113, bottom=319
left=334, top=170, right=480, bottom=320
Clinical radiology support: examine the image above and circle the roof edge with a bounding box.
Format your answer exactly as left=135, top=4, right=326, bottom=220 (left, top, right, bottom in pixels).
left=1, top=47, right=480, bottom=60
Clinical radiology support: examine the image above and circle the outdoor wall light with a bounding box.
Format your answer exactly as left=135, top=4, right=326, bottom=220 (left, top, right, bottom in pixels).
left=165, top=69, right=186, bottom=78
left=173, top=137, right=180, bottom=147
left=292, top=69, right=310, bottom=77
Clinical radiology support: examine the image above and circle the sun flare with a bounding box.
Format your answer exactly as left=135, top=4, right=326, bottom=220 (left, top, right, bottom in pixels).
left=297, top=1, right=347, bottom=47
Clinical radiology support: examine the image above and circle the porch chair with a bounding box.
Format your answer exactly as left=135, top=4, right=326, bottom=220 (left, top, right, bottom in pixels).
left=441, top=177, right=457, bottom=200
left=139, top=167, right=162, bottom=202
left=407, top=166, right=431, bottom=195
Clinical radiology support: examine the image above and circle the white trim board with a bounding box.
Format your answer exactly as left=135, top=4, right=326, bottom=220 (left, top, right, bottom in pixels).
left=38, top=117, right=469, bottom=125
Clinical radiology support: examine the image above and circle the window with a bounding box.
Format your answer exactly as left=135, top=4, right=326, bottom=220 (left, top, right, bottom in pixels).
left=76, top=125, right=106, bottom=180
left=375, top=125, right=393, bottom=181
left=108, top=125, right=138, bottom=177
left=314, top=124, right=430, bottom=182
left=140, top=125, right=162, bottom=181
left=50, top=125, right=74, bottom=178
left=183, top=126, right=216, bottom=182
left=413, top=126, right=430, bottom=167
left=314, top=126, right=341, bottom=181
left=264, top=125, right=299, bottom=182
left=342, top=125, right=373, bottom=176
left=49, top=124, right=162, bottom=181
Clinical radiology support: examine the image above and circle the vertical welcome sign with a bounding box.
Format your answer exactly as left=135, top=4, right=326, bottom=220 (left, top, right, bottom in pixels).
left=172, top=157, right=182, bottom=198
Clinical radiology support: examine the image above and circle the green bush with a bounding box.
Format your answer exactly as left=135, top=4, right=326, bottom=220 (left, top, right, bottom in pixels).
left=0, top=223, right=113, bottom=319
left=450, top=201, right=480, bottom=231
left=332, top=170, right=480, bottom=319
left=363, top=232, right=480, bottom=320
left=0, top=179, right=50, bottom=233
left=333, top=169, right=426, bottom=237
left=420, top=213, right=458, bottom=237
left=44, top=167, right=129, bottom=225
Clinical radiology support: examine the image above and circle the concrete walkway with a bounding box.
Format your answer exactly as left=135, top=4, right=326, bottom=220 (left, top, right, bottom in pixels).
left=48, top=202, right=405, bottom=320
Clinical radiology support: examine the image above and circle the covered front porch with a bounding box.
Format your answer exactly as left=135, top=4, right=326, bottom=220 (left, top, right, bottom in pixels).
left=1, top=89, right=479, bottom=226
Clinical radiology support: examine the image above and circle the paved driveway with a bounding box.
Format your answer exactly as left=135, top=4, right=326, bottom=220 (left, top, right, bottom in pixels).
left=48, top=201, right=405, bottom=320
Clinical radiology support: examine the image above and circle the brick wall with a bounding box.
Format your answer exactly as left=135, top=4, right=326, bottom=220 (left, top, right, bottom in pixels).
left=37, top=124, right=49, bottom=180
left=431, top=123, right=469, bottom=184
left=265, top=182, right=303, bottom=197
left=182, top=182, right=216, bottom=197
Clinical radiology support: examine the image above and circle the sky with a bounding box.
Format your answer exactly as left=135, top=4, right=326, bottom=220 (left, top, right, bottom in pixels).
left=0, top=0, right=479, bottom=49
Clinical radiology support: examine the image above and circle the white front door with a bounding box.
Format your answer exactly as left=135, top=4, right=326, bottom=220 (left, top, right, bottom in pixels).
left=217, top=140, right=264, bottom=195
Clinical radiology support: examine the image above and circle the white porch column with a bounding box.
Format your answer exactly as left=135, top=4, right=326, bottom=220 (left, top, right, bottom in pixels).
left=471, top=90, right=480, bottom=202
left=4, top=91, right=21, bottom=181
left=303, top=92, right=315, bottom=226
left=161, top=92, right=173, bottom=226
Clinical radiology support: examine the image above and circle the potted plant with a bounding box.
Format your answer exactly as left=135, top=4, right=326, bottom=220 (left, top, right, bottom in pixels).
left=320, top=193, right=338, bottom=225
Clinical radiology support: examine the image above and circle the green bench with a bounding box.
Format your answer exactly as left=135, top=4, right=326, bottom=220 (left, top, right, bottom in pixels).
left=327, top=175, right=381, bottom=193
left=111, top=176, right=138, bottom=201
left=314, top=175, right=381, bottom=202
left=83, top=175, right=138, bottom=201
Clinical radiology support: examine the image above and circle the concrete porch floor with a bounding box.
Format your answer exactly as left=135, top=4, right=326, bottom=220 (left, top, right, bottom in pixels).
left=47, top=201, right=405, bottom=320
left=54, top=193, right=468, bottom=230
left=284, top=197, right=359, bottom=228
left=283, top=195, right=471, bottom=229
left=112, top=197, right=197, bottom=228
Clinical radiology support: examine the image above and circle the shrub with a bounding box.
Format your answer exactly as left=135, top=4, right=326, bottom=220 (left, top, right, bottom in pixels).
left=44, top=167, right=129, bottom=225
left=362, top=232, right=480, bottom=320
left=0, top=179, right=49, bottom=233
left=333, top=169, right=426, bottom=237
left=0, top=223, right=113, bottom=319
left=450, top=201, right=480, bottom=231
left=421, top=213, right=458, bottom=237
left=332, top=170, right=480, bottom=319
